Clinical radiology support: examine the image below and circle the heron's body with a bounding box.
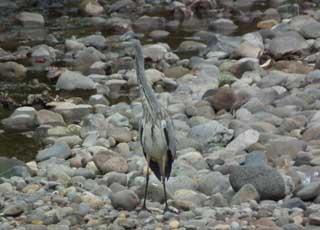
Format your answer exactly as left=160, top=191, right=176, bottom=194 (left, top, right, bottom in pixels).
left=119, top=32, right=176, bottom=212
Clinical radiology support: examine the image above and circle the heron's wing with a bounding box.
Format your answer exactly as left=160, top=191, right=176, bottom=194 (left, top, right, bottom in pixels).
left=163, top=116, right=176, bottom=179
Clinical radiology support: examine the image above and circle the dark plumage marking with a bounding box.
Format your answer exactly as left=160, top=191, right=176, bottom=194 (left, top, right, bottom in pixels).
left=163, top=126, right=173, bottom=179
left=149, top=159, right=161, bottom=181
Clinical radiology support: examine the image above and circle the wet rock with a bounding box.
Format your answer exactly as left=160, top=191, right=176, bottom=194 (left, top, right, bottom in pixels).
left=79, top=0, right=105, bottom=16
left=56, top=70, right=96, bottom=91
left=36, top=110, right=65, bottom=126
left=229, top=165, right=286, bottom=200
left=295, top=182, right=320, bottom=201
left=1, top=106, right=37, bottom=130
left=36, top=142, right=71, bottom=162
left=268, top=31, right=309, bottom=58
left=188, top=120, right=233, bottom=150
left=16, top=12, right=44, bottom=27
left=0, top=61, right=27, bottom=80
left=235, top=41, right=263, bottom=58
left=93, top=150, right=128, bottom=174
left=226, top=129, right=260, bottom=152
left=111, top=190, right=139, bottom=211
left=231, top=184, right=260, bottom=205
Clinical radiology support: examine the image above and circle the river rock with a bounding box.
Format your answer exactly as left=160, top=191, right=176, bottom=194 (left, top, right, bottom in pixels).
left=203, top=87, right=237, bottom=112
left=188, top=120, right=233, bottom=150
left=300, top=21, right=320, bottom=39
left=79, top=0, right=104, bottom=16
left=0, top=61, right=27, bottom=80
left=73, top=47, right=105, bottom=73
left=198, top=171, right=230, bottom=195
left=0, top=157, right=30, bottom=178
left=209, top=18, right=238, bottom=35
left=93, top=150, right=128, bottom=174
left=231, top=184, right=260, bottom=205
left=80, top=113, right=107, bottom=138
left=56, top=70, right=96, bottom=91
left=111, top=190, right=139, bottom=211
left=295, top=181, right=320, bottom=201
left=134, top=16, right=165, bottom=31
left=36, top=142, right=71, bottom=162
left=1, top=106, right=37, bottom=130
left=143, top=44, right=168, bottom=62
left=77, top=34, right=106, bottom=49
left=268, top=31, right=309, bottom=58
left=50, top=102, right=92, bottom=123
left=226, top=129, right=260, bottom=152
left=88, top=94, right=109, bottom=106
left=36, top=110, right=65, bottom=126
left=16, top=12, right=44, bottom=27
left=173, top=189, right=207, bottom=210
left=229, top=165, right=287, bottom=200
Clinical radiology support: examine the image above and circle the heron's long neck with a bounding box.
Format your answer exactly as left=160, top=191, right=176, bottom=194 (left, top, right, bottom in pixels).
left=132, top=40, right=161, bottom=116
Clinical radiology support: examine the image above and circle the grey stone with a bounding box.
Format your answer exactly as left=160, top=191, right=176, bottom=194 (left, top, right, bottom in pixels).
left=0, top=61, right=27, bottom=80
left=188, top=121, right=233, bottom=150
left=111, top=190, right=139, bottom=211
left=257, top=71, right=288, bottom=88
left=77, top=34, right=106, bottom=49
left=282, top=197, right=306, bottom=210
left=88, top=94, right=109, bottom=106
left=229, top=165, right=286, bottom=200
left=16, top=12, right=44, bottom=27
left=296, top=181, right=320, bottom=201
left=167, top=176, right=197, bottom=194
left=51, top=102, right=92, bottom=123
left=80, top=113, right=107, bottom=138
left=173, top=189, right=207, bottom=210
left=209, top=18, right=238, bottom=35
left=231, top=184, right=260, bottom=205
left=3, top=203, right=25, bottom=217
left=265, top=140, right=307, bottom=162
left=93, top=150, right=128, bottom=174
left=56, top=70, right=96, bottom=90
left=0, top=157, right=30, bottom=178
left=268, top=31, right=309, bottom=57
left=73, top=47, right=105, bottom=73
left=36, top=110, right=65, bottom=126
left=301, top=21, right=320, bottom=39
left=0, top=182, right=13, bottom=193
left=36, top=143, right=71, bottom=162
left=1, top=106, right=37, bottom=130
left=226, top=129, right=259, bottom=152
left=198, top=172, right=230, bottom=196
left=108, top=113, right=129, bottom=127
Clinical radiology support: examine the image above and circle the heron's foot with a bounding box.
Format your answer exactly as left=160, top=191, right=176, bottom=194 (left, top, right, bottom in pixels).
left=137, top=205, right=152, bottom=213
left=163, top=205, right=179, bottom=214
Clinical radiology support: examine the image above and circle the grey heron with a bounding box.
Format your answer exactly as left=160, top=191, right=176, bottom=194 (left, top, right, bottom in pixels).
left=118, top=32, right=176, bottom=213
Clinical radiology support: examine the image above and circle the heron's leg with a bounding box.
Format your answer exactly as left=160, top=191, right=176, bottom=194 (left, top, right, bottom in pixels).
left=143, top=165, right=150, bottom=209
left=162, top=178, right=169, bottom=212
